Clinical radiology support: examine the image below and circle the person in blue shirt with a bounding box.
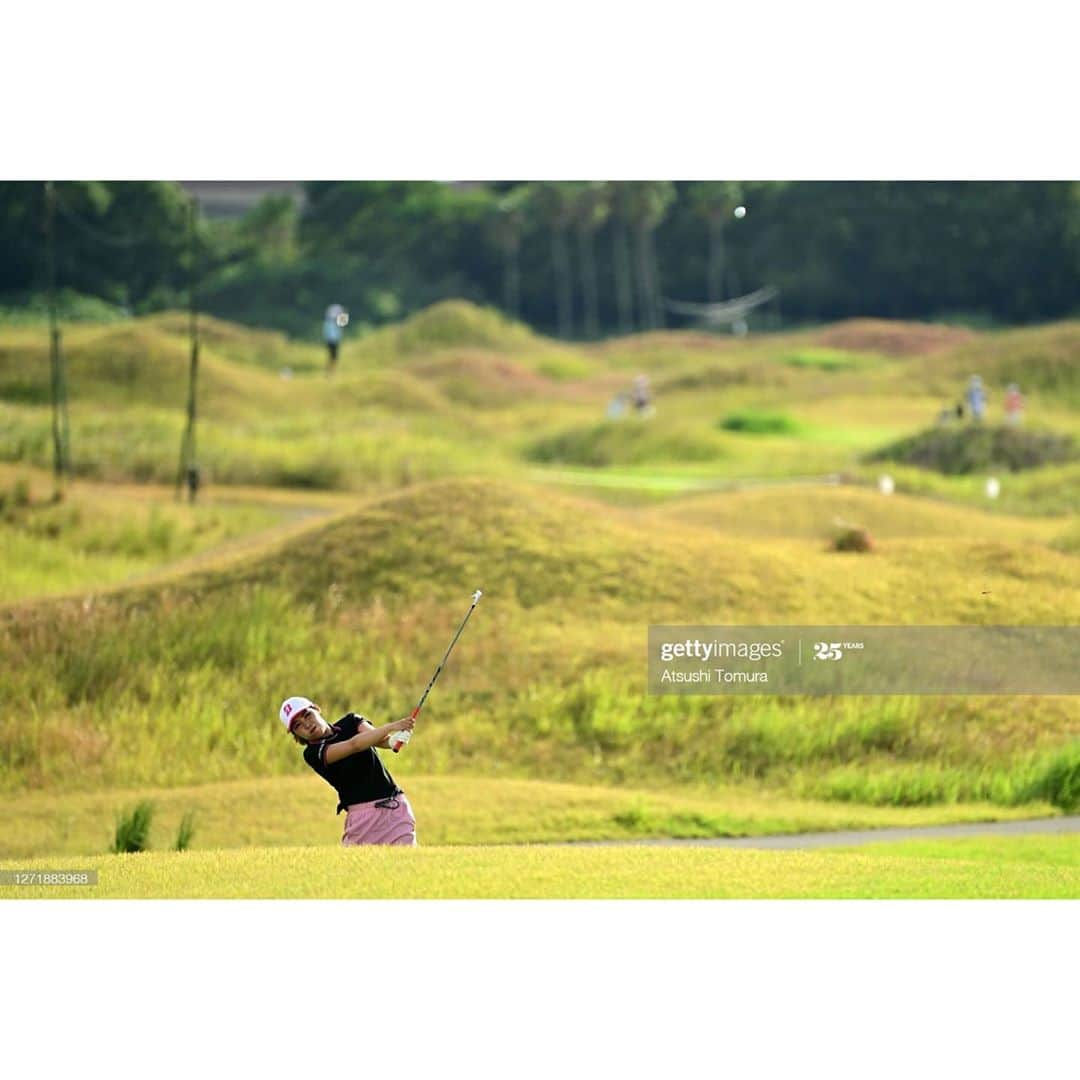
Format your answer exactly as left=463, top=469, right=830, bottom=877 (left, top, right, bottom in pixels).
left=323, top=304, right=348, bottom=374
left=965, top=375, right=986, bottom=422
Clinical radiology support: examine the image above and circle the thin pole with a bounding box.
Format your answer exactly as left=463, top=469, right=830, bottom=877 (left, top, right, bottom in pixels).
left=613, top=219, right=634, bottom=333
left=44, top=181, right=68, bottom=491
left=176, top=198, right=200, bottom=501
left=58, top=317, right=71, bottom=477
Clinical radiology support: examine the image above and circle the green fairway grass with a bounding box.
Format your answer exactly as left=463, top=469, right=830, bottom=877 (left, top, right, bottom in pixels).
left=3, top=841, right=1076, bottom=899
left=0, top=774, right=1055, bottom=861
left=833, top=833, right=1080, bottom=867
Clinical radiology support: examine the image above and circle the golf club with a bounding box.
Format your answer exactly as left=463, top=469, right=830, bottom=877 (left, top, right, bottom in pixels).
left=390, top=589, right=483, bottom=752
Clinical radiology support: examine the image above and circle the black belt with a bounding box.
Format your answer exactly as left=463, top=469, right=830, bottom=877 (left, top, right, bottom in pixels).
left=338, top=787, right=403, bottom=814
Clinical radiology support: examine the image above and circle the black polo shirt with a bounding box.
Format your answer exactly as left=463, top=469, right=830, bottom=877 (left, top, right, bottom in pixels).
left=302, top=714, right=400, bottom=814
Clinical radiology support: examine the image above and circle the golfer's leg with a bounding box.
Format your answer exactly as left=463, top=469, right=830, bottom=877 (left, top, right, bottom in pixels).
left=342, top=804, right=375, bottom=846
left=389, top=795, right=417, bottom=846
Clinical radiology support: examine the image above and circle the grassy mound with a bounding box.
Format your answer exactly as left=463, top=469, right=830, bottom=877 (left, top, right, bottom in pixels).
left=348, top=301, right=593, bottom=380
left=811, top=318, right=976, bottom=357
left=1, top=477, right=1077, bottom=799
left=352, top=300, right=542, bottom=359
left=526, top=421, right=728, bottom=467
left=0, top=397, right=481, bottom=491
left=592, top=330, right=737, bottom=370
left=4, top=301, right=1080, bottom=822
left=0, top=290, right=131, bottom=327
left=844, top=460, right=1080, bottom=517
left=0, top=311, right=488, bottom=488
left=658, top=361, right=795, bottom=394
left=322, top=369, right=453, bottom=415
left=926, top=322, right=1080, bottom=406
left=210, top=477, right=786, bottom=611
left=408, top=352, right=558, bottom=408
left=657, top=485, right=1062, bottom=543
left=0, top=320, right=301, bottom=417
left=4, top=308, right=1075, bottom=501
left=85, top=477, right=1080, bottom=624
left=867, top=424, right=1077, bottom=475
left=143, top=312, right=321, bottom=373
left=0, top=469, right=285, bottom=602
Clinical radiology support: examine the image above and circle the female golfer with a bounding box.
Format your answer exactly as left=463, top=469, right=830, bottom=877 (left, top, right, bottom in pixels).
left=281, top=695, right=417, bottom=846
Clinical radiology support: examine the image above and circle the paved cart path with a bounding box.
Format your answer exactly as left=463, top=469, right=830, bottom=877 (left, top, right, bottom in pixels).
left=567, top=815, right=1080, bottom=850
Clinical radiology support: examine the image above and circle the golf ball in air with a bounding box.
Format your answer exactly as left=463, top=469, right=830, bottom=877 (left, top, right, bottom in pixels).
left=734, top=205, right=746, bottom=219
left=986, top=477, right=1001, bottom=499
left=878, top=474, right=895, bottom=496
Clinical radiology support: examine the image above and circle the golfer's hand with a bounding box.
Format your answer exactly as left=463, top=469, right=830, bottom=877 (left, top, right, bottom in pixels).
left=390, top=716, right=416, bottom=733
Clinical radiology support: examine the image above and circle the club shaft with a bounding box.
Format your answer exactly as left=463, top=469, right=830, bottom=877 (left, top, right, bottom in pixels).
left=412, top=597, right=480, bottom=718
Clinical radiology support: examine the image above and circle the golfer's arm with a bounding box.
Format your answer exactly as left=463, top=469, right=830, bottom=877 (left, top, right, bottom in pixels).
left=361, top=719, right=394, bottom=750
left=324, top=723, right=393, bottom=764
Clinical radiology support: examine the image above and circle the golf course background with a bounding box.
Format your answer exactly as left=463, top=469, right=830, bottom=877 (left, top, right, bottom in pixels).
left=1, top=301, right=1077, bottom=897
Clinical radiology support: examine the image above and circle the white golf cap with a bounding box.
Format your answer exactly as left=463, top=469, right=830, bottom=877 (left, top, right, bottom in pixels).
left=280, top=696, right=318, bottom=731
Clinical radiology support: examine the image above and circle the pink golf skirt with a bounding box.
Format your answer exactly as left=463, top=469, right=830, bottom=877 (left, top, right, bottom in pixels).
left=342, top=791, right=417, bottom=847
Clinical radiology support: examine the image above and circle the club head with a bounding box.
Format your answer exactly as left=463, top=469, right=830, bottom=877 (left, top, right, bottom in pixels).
left=472, top=589, right=483, bottom=604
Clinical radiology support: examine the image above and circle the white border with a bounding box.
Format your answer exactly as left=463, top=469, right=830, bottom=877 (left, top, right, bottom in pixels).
left=1, top=901, right=1075, bottom=1078
left=3, top=3, right=1078, bottom=178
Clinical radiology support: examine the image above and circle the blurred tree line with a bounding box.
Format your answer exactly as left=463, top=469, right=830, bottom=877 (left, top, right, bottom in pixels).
left=2, top=180, right=1079, bottom=338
